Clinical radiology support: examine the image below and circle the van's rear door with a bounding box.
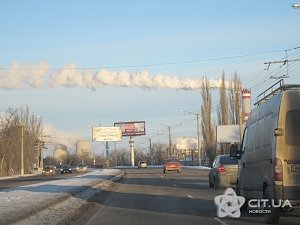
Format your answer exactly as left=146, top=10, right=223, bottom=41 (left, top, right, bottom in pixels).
left=278, top=91, right=300, bottom=187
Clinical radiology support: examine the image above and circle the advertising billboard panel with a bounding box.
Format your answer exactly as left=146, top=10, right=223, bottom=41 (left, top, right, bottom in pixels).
left=176, top=137, right=198, bottom=150
left=216, top=125, right=245, bottom=143
left=92, top=126, right=122, bottom=142
left=114, top=121, right=146, bottom=136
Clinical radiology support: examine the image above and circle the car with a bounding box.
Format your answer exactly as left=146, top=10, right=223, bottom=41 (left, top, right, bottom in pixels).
left=60, top=165, right=72, bottom=174
left=230, top=83, right=300, bottom=224
left=137, top=161, right=147, bottom=169
left=208, top=154, right=238, bottom=189
left=76, top=163, right=87, bottom=173
left=42, top=166, right=56, bottom=176
left=163, top=159, right=181, bottom=173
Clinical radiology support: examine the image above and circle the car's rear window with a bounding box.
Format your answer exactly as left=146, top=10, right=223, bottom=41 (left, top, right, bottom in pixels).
left=220, top=156, right=238, bottom=165
left=165, top=159, right=179, bottom=163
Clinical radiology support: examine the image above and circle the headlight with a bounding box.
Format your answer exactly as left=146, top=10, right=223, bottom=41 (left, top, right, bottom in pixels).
left=61, top=169, right=63, bottom=171
left=50, top=170, right=53, bottom=172
left=69, top=168, right=72, bottom=170
left=77, top=167, right=79, bottom=169
left=42, top=170, right=45, bottom=173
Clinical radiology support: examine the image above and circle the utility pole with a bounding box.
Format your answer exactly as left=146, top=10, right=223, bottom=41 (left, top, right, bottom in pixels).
left=149, top=138, right=152, bottom=165
left=161, top=124, right=172, bottom=158
left=167, top=126, right=172, bottom=157
left=180, top=110, right=202, bottom=165
left=195, top=113, right=201, bottom=166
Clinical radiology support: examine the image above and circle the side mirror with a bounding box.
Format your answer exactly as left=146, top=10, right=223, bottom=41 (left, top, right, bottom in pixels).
left=230, top=144, right=241, bottom=160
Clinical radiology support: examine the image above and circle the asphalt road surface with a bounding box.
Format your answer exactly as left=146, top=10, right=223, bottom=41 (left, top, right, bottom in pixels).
left=81, top=168, right=300, bottom=225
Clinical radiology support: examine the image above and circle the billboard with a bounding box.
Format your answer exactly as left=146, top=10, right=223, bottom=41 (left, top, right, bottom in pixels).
left=92, top=126, right=122, bottom=142
left=216, top=125, right=245, bottom=143
left=114, top=121, right=146, bottom=136
left=176, top=137, right=198, bottom=150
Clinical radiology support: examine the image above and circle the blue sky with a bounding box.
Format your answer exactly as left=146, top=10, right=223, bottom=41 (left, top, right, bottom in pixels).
left=1, top=0, right=300, bottom=155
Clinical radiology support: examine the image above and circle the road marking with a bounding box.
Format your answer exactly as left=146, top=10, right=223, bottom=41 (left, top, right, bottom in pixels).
left=186, top=194, right=193, bottom=199
left=214, top=217, right=229, bottom=225
left=172, top=184, right=177, bottom=187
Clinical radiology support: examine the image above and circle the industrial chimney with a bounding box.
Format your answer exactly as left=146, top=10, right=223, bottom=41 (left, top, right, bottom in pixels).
left=242, top=89, right=251, bottom=124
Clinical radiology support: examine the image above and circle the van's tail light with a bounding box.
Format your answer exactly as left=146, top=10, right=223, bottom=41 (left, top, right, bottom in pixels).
left=274, top=158, right=283, bottom=181
left=218, top=165, right=225, bottom=173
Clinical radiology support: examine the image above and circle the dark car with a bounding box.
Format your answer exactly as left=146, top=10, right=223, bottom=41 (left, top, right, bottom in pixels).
left=163, top=159, right=181, bottom=173
left=60, top=165, right=72, bottom=174
left=42, top=166, right=56, bottom=176
left=208, top=154, right=238, bottom=189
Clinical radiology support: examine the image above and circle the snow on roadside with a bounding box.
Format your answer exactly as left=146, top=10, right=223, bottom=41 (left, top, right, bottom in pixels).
left=0, top=169, right=122, bottom=225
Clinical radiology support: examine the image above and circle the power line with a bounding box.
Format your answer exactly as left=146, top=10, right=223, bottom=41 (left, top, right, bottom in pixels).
left=1, top=49, right=290, bottom=71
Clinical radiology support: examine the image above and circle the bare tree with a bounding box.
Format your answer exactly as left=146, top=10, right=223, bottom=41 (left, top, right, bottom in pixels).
left=229, top=71, right=242, bottom=125
left=218, top=71, right=229, bottom=125
left=201, top=77, right=216, bottom=166
left=152, top=143, right=168, bottom=165
left=217, top=72, right=230, bottom=155
left=110, top=148, right=130, bottom=166
left=0, top=106, right=42, bottom=176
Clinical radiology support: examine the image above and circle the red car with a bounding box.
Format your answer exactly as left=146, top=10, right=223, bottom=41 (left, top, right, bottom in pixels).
left=163, top=159, right=182, bottom=173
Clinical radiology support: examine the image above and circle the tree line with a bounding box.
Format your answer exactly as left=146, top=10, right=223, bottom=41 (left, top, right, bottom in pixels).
left=0, top=107, right=42, bottom=176
left=0, top=72, right=242, bottom=175
left=201, top=72, right=242, bottom=166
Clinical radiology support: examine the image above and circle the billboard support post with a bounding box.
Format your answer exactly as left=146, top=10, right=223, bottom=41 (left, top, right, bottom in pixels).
left=114, top=121, right=146, bottom=167
left=105, top=141, right=109, bottom=160
left=129, top=136, right=135, bottom=166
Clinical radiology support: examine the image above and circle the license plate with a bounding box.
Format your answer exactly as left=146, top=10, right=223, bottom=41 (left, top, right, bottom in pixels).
left=291, top=165, right=300, bottom=172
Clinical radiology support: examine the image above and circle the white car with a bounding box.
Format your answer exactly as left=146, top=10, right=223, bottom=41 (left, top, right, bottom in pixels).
left=76, top=163, right=88, bottom=173
left=138, top=161, right=147, bottom=169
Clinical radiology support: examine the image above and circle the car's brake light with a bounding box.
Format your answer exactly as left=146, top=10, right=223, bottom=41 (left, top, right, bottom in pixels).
left=218, top=165, right=225, bottom=173
left=274, top=158, right=283, bottom=181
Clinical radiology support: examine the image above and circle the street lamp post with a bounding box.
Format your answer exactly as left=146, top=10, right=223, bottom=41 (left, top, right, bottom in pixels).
left=180, top=110, right=201, bottom=166
left=20, top=123, right=25, bottom=176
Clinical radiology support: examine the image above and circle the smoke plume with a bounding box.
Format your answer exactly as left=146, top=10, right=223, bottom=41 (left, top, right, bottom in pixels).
left=0, top=62, right=233, bottom=90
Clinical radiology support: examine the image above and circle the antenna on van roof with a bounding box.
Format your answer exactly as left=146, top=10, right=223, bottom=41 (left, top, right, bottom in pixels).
left=264, top=46, right=300, bottom=80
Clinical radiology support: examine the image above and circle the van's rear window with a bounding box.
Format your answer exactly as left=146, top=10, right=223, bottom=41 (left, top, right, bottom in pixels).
left=286, top=110, right=300, bottom=145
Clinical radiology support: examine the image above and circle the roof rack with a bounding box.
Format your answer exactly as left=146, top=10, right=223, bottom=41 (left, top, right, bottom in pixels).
left=254, top=79, right=300, bottom=106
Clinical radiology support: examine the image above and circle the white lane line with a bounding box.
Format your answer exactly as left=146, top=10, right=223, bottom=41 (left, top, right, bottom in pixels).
left=214, top=217, right=229, bottom=225
left=186, top=194, right=193, bottom=199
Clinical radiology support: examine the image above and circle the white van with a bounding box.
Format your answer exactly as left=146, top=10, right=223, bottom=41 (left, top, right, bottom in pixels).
left=231, top=81, right=300, bottom=224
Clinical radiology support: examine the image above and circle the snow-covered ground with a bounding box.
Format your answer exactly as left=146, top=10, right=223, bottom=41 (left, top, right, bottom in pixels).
left=0, top=169, right=123, bottom=225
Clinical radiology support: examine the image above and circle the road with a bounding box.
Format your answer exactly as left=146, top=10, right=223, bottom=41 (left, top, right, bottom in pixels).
left=80, top=168, right=300, bottom=225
